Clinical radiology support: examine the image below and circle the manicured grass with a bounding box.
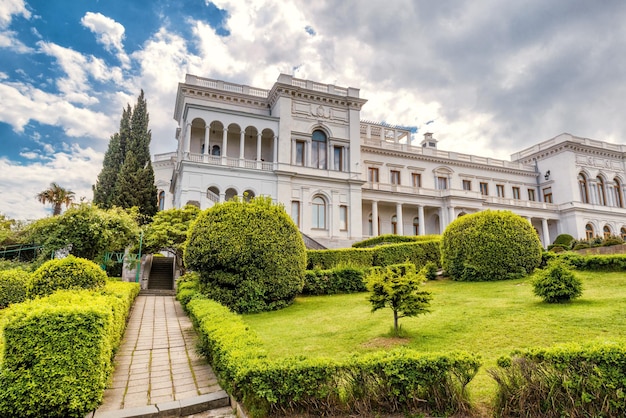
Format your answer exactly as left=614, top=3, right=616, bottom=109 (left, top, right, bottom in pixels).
left=243, top=271, right=626, bottom=404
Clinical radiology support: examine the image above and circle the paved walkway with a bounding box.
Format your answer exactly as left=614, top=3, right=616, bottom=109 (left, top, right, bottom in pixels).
left=90, top=295, right=235, bottom=418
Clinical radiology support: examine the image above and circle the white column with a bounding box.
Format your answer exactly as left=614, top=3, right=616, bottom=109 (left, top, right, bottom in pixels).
left=372, top=201, right=379, bottom=236
left=256, top=133, right=262, bottom=161
left=184, top=123, right=191, bottom=154
left=204, top=126, right=210, bottom=155
left=438, top=207, right=445, bottom=234
left=448, top=206, right=455, bottom=226
left=221, top=128, right=228, bottom=161
left=239, top=130, right=245, bottom=160
left=273, top=136, right=278, bottom=164
left=396, top=202, right=403, bottom=235
left=418, top=205, right=425, bottom=235
left=541, top=219, right=550, bottom=248
left=306, top=140, right=312, bottom=167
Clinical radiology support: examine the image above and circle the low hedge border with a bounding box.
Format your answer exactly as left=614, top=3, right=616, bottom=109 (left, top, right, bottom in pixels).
left=0, top=281, right=139, bottom=418
left=303, top=266, right=367, bottom=295
left=352, top=234, right=440, bottom=248
left=490, top=342, right=626, bottom=418
left=542, top=252, right=626, bottom=271
left=307, top=239, right=441, bottom=270
left=179, top=285, right=481, bottom=418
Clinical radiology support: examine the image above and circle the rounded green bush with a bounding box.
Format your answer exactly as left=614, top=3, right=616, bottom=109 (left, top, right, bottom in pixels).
left=532, top=260, right=582, bottom=303
left=553, top=234, right=575, bottom=248
left=30, top=255, right=108, bottom=297
left=184, top=196, right=306, bottom=313
left=441, top=210, right=542, bottom=281
left=0, top=269, right=31, bottom=308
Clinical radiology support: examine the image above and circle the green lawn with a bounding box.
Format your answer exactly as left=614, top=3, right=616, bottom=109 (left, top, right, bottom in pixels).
left=243, top=271, right=626, bottom=404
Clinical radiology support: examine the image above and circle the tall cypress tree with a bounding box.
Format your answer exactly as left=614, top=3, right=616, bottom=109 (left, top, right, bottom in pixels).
left=93, top=91, right=157, bottom=221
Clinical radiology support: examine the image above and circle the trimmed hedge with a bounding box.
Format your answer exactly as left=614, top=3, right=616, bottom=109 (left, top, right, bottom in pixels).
left=30, top=256, right=107, bottom=297
left=490, top=342, right=626, bottom=418
left=303, top=266, right=367, bottom=295
left=543, top=252, right=626, bottom=271
left=180, top=288, right=481, bottom=418
left=0, top=281, right=139, bottom=417
left=352, top=234, right=439, bottom=248
left=307, top=239, right=441, bottom=270
left=0, top=269, right=30, bottom=309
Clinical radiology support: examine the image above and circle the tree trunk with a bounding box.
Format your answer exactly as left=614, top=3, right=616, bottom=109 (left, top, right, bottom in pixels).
left=393, top=309, right=399, bottom=336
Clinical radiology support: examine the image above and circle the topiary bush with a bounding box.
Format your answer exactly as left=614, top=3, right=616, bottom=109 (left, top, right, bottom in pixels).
left=532, top=260, right=582, bottom=303
left=441, top=210, right=542, bottom=281
left=420, top=261, right=438, bottom=280
left=552, top=233, right=575, bottom=249
left=184, top=196, right=306, bottom=313
left=0, top=269, right=31, bottom=309
left=30, top=255, right=108, bottom=297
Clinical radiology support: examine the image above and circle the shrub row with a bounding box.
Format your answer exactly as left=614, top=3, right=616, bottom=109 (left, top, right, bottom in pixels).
left=352, top=234, right=440, bottom=248
left=303, top=266, right=367, bottom=295
left=179, top=288, right=481, bottom=418
left=490, top=342, right=626, bottom=418
left=542, top=252, right=626, bottom=271
left=307, top=239, right=441, bottom=270
left=0, top=281, right=139, bottom=417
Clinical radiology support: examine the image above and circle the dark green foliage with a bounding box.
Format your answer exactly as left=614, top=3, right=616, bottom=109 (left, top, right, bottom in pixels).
left=180, top=292, right=480, bottom=418
left=30, top=256, right=107, bottom=297
left=175, top=271, right=202, bottom=308
left=0, top=282, right=139, bottom=418
left=421, top=261, right=438, bottom=280
left=94, top=91, right=157, bottom=221
left=544, top=253, right=626, bottom=271
left=23, top=204, right=139, bottom=263
left=352, top=234, right=439, bottom=248
left=307, top=239, right=441, bottom=270
left=532, top=260, right=582, bottom=303
left=602, top=235, right=624, bottom=246
left=441, top=210, right=542, bottom=281
left=303, top=266, right=367, bottom=295
left=184, top=197, right=306, bottom=313
left=490, top=342, right=626, bottom=418
left=367, top=263, right=432, bottom=336
left=552, top=233, right=575, bottom=248
left=573, top=235, right=625, bottom=249
left=0, top=269, right=30, bottom=308
left=573, top=242, right=591, bottom=250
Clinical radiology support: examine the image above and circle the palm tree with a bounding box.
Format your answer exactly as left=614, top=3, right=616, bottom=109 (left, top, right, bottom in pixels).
left=37, top=182, right=76, bottom=216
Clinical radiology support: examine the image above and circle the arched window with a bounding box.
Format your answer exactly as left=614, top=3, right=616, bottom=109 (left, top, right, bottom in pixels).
left=413, top=217, right=419, bottom=235
left=603, top=225, right=612, bottom=239
left=158, top=191, right=165, bottom=211
left=243, top=189, right=255, bottom=202
left=621, top=227, right=626, bottom=241
left=614, top=178, right=624, bottom=208
left=585, top=223, right=594, bottom=240
left=597, top=177, right=607, bottom=206
left=225, top=188, right=237, bottom=201
left=211, top=145, right=221, bottom=156
left=312, top=196, right=326, bottom=229
left=311, top=130, right=327, bottom=169
left=578, top=173, right=589, bottom=203
left=391, top=215, right=398, bottom=234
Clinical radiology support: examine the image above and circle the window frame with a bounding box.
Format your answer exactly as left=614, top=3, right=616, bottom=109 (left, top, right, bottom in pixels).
left=311, top=130, right=327, bottom=169
left=462, top=180, right=472, bottom=191
left=496, top=184, right=505, bottom=198
left=368, top=167, right=379, bottom=183
left=390, top=170, right=401, bottom=185
left=311, top=196, right=326, bottom=229
left=339, top=205, right=348, bottom=231
left=480, top=182, right=489, bottom=196
left=411, top=173, right=421, bottom=188
left=512, top=186, right=521, bottom=200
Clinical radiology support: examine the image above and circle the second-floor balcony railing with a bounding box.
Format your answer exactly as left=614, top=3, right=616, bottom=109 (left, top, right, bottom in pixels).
left=182, top=152, right=275, bottom=171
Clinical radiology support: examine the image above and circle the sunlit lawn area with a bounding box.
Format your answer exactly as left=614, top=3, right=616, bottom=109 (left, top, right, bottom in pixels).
left=243, top=271, right=626, bottom=405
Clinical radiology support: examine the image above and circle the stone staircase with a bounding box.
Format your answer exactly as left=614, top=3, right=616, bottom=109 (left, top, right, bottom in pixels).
left=147, top=256, right=175, bottom=291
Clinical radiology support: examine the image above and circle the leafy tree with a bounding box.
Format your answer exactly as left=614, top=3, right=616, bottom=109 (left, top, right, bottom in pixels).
left=23, top=203, right=139, bottom=263
left=532, top=260, right=582, bottom=303
left=142, top=204, right=201, bottom=273
left=0, top=214, right=16, bottom=245
left=367, top=263, right=432, bottom=337
left=184, top=196, right=306, bottom=313
left=441, top=210, right=542, bottom=281
left=36, top=182, right=75, bottom=216
left=93, top=91, right=157, bottom=222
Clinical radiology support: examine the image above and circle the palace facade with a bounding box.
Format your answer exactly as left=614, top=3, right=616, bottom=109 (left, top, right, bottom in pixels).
left=153, top=74, right=626, bottom=248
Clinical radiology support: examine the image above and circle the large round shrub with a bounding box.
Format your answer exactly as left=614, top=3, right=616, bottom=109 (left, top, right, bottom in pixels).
left=184, top=196, right=306, bottom=313
left=0, top=269, right=31, bottom=308
left=441, top=210, right=542, bottom=281
left=30, top=255, right=108, bottom=297
left=532, top=260, right=582, bottom=303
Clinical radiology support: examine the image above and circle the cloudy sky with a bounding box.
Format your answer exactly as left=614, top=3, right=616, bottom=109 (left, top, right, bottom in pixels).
left=2, top=0, right=626, bottom=220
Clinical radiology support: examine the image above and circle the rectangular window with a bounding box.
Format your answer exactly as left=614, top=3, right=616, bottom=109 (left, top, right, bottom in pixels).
left=480, top=182, right=489, bottom=196
left=462, top=180, right=472, bottom=191
left=368, top=167, right=379, bottom=183
left=411, top=173, right=421, bottom=188
left=333, top=146, right=344, bottom=171
left=295, top=141, right=304, bottom=166
left=390, top=170, right=400, bottom=185
left=339, top=205, right=348, bottom=231
left=437, top=176, right=448, bottom=190
left=496, top=184, right=505, bottom=198
left=512, top=187, right=521, bottom=200
left=543, top=187, right=553, bottom=203
left=528, top=189, right=536, bottom=201
left=312, top=141, right=326, bottom=169
left=291, top=201, right=300, bottom=227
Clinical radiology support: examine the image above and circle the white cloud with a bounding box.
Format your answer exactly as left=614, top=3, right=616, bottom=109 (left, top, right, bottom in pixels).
left=80, top=12, right=130, bottom=68
left=0, top=30, right=32, bottom=53
left=0, top=0, right=30, bottom=29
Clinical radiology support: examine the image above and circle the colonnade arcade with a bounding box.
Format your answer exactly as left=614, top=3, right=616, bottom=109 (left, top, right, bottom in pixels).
left=183, top=118, right=278, bottom=166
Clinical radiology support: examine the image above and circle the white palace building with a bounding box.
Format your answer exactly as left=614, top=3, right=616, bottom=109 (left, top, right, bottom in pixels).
left=153, top=74, right=626, bottom=249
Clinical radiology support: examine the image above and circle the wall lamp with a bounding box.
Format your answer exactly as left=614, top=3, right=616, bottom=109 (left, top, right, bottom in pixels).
left=544, top=170, right=551, bottom=181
